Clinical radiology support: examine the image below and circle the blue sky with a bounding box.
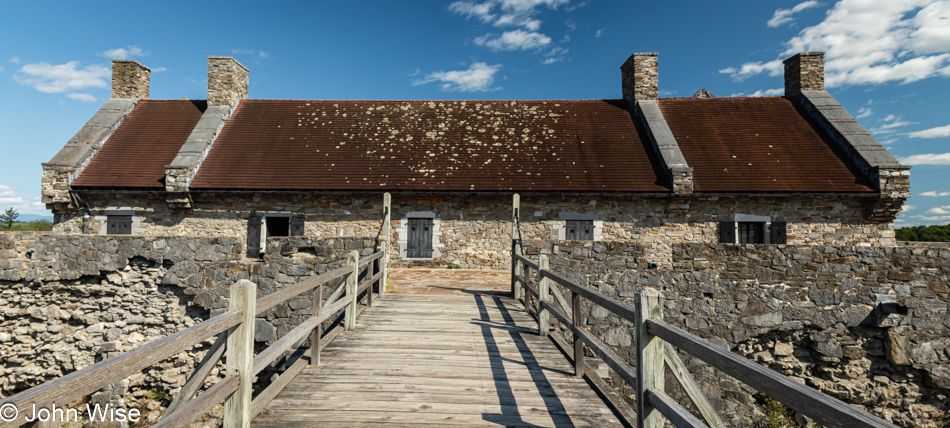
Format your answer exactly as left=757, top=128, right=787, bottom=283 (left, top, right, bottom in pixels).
left=1, top=0, right=948, bottom=226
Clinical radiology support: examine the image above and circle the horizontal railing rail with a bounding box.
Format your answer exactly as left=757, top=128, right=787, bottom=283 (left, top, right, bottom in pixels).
left=509, top=236, right=897, bottom=428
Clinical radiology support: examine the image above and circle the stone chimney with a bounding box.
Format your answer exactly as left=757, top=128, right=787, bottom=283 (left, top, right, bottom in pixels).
left=621, top=52, right=658, bottom=102
left=783, top=52, right=824, bottom=96
left=208, top=56, right=249, bottom=106
left=111, top=60, right=150, bottom=99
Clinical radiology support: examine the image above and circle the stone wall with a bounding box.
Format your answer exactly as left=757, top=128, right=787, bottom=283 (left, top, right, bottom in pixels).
left=520, top=240, right=949, bottom=427
left=53, top=192, right=895, bottom=271
left=0, top=232, right=377, bottom=425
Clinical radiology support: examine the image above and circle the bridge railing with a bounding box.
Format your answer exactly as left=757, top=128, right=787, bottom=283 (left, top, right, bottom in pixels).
left=0, top=248, right=386, bottom=428
left=511, top=239, right=898, bottom=428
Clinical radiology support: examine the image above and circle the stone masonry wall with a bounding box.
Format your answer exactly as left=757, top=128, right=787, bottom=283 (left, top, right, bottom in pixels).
left=0, top=232, right=376, bottom=425
left=520, top=240, right=949, bottom=427
left=53, top=192, right=894, bottom=271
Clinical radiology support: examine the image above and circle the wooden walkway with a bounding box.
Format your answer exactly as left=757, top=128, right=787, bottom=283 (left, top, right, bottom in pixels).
left=254, top=292, right=623, bottom=427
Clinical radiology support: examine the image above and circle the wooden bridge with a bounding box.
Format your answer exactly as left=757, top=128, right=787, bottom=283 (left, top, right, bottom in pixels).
left=0, top=197, right=901, bottom=428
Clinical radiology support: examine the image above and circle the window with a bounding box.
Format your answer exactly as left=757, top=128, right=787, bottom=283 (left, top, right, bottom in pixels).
left=266, top=216, right=290, bottom=237
left=406, top=218, right=433, bottom=258
left=106, top=215, right=132, bottom=235
left=565, top=220, right=594, bottom=240
left=719, top=220, right=787, bottom=244
left=738, top=222, right=765, bottom=244
left=246, top=214, right=305, bottom=257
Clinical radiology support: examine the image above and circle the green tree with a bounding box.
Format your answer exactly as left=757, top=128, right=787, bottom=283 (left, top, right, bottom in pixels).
left=0, top=207, right=18, bottom=229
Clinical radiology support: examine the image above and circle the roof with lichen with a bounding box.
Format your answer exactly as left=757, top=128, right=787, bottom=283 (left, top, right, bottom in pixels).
left=188, top=99, right=670, bottom=192
left=70, top=96, right=876, bottom=194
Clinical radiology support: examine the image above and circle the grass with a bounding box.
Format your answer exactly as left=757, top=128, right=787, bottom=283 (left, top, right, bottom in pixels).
left=0, top=220, right=53, bottom=231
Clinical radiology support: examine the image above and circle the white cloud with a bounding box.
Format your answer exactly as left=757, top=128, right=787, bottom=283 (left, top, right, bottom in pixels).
left=595, top=28, right=605, bottom=38
left=902, top=204, right=916, bottom=211
left=475, top=30, right=552, bottom=51
left=101, top=46, right=147, bottom=60
left=0, top=185, right=48, bottom=216
left=926, top=205, right=950, bottom=214
left=543, top=57, right=562, bottom=65
left=10, top=57, right=20, bottom=64
left=719, top=60, right=783, bottom=81
left=151, top=67, right=167, bottom=73
left=0, top=66, right=4, bottom=73
left=15, top=61, right=110, bottom=94
left=911, top=214, right=950, bottom=222
left=413, top=62, right=502, bottom=92
left=856, top=106, right=874, bottom=118
left=871, top=114, right=917, bottom=134
left=231, top=49, right=270, bottom=60
left=908, top=124, right=950, bottom=138
left=751, top=88, right=784, bottom=96
left=920, top=191, right=950, bottom=196
left=899, top=152, right=950, bottom=165
left=725, top=0, right=950, bottom=87
left=67, top=93, right=98, bottom=103
left=768, top=1, right=821, bottom=28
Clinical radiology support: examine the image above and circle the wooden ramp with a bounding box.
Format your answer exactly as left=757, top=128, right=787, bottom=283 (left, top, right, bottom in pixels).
left=253, top=293, right=623, bottom=427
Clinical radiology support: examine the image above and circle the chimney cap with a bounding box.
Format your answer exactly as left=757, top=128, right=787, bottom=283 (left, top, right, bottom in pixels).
left=208, top=56, right=249, bottom=72
left=783, top=52, right=824, bottom=64
left=111, top=59, right=151, bottom=68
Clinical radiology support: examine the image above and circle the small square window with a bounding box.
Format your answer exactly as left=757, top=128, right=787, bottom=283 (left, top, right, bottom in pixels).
left=738, top=222, right=765, bottom=244
left=106, top=215, right=132, bottom=235
left=265, top=216, right=290, bottom=237
left=565, top=220, right=594, bottom=240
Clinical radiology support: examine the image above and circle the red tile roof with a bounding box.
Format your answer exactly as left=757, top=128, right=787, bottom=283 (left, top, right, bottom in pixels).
left=658, top=97, right=875, bottom=193
left=190, top=99, right=670, bottom=192
left=73, top=100, right=206, bottom=188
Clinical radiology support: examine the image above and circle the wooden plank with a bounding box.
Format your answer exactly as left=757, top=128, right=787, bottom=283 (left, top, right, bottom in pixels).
left=540, top=268, right=637, bottom=323
left=224, top=280, right=256, bottom=428
left=345, top=250, right=358, bottom=331
left=538, top=255, right=550, bottom=337
left=571, top=291, right=583, bottom=378
left=357, top=250, right=384, bottom=268
left=250, top=353, right=311, bottom=419
left=0, top=309, right=241, bottom=428
left=549, top=282, right=573, bottom=320
left=647, top=319, right=899, bottom=428
left=647, top=389, right=709, bottom=428
left=254, top=297, right=349, bottom=376
left=543, top=301, right=638, bottom=389
left=256, top=264, right=350, bottom=314
left=312, top=285, right=322, bottom=366
left=547, top=331, right=638, bottom=428
left=664, top=343, right=726, bottom=428
left=255, top=409, right=615, bottom=428
left=636, top=288, right=665, bottom=428
left=514, top=253, right=539, bottom=271
left=358, top=270, right=383, bottom=294
left=380, top=192, right=391, bottom=295
left=154, top=375, right=239, bottom=428
left=163, top=332, right=227, bottom=418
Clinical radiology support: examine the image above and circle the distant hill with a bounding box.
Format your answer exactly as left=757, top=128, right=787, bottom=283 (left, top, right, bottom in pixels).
left=16, top=214, right=53, bottom=222
left=896, top=224, right=950, bottom=242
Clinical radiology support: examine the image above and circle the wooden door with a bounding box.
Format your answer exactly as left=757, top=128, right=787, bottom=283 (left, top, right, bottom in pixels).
left=407, top=218, right=433, bottom=258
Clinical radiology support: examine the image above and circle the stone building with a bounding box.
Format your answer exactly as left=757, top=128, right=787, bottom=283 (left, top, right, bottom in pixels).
left=41, top=52, right=910, bottom=269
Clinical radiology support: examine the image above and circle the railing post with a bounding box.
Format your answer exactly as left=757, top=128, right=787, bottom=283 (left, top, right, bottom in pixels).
left=224, top=279, right=256, bottom=428
left=537, top=254, right=549, bottom=337
left=512, top=242, right=524, bottom=300
left=511, top=193, right=520, bottom=297
left=636, top=287, right=665, bottom=428
left=345, top=250, right=359, bottom=331
left=380, top=192, right=391, bottom=295
left=572, top=289, right=583, bottom=378
left=311, top=284, right=323, bottom=366
left=368, top=257, right=377, bottom=307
